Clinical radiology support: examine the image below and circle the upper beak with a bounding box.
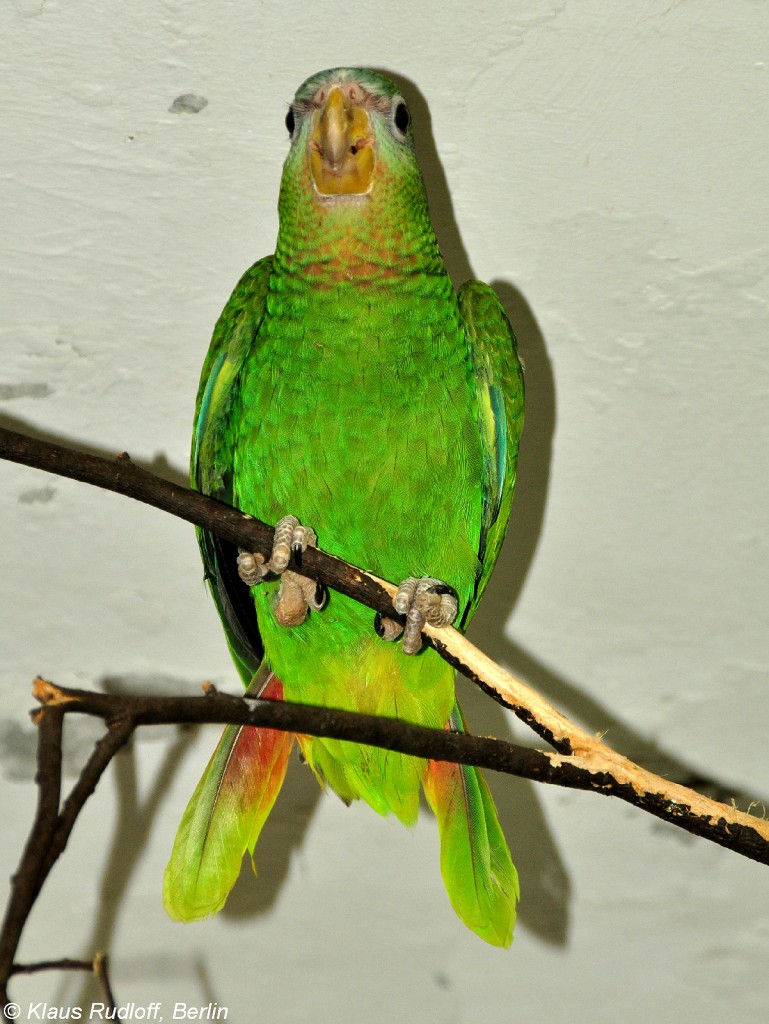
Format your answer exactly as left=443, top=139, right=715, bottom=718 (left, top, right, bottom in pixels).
left=310, top=86, right=374, bottom=196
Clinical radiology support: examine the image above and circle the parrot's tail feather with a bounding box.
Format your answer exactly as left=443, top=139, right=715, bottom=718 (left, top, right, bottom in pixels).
left=296, top=734, right=423, bottom=824
left=289, top=643, right=455, bottom=825
left=163, top=668, right=293, bottom=921
left=423, top=704, right=519, bottom=947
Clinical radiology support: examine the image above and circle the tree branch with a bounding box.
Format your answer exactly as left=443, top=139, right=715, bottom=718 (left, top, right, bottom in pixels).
left=0, top=706, right=64, bottom=999
left=0, top=697, right=132, bottom=1007
left=0, top=425, right=584, bottom=751
left=1, top=423, right=768, bottom=1000
left=31, top=678, right=769, bottom=863
left=0, top=424, right=397, bottom=644
left=1, top=426, right=768, bottom=836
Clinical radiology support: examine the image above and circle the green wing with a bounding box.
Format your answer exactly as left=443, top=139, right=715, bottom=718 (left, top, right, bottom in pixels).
left=164, top=258, right=297, bottom=922
left=192, top=256, right=273, bottom=683
left=459, top=280, right=524, bottom=626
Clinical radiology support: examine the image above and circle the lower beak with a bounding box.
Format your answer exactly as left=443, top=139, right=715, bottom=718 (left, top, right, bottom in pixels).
left=310, top=87, right=374, bottom=196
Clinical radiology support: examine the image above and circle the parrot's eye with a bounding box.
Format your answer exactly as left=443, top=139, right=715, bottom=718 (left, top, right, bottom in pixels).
left=285, top=105, right=296, bottom=137
left=393, top=101, right=410, bottom=135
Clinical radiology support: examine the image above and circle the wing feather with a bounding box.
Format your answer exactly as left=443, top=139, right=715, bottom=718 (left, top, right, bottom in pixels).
left=459, top=280, right=524, bottom=625
left=192, top=257, right=274, bottom=682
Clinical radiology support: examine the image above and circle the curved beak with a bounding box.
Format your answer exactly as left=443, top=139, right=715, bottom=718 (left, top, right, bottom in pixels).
left=310, top=86, right=374, bottom=196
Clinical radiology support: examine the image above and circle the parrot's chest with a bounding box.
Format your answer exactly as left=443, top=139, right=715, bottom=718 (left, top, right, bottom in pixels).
left=235, top=286, right=484, bottom=585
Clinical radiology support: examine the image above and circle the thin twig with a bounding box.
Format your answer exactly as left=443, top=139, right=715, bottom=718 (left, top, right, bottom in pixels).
left=11, top=958, right=94, bottom=974
left=93, top=951, right=117, bottom=1011
left=39, top=716, right=135, bottom=882
left=10, top=952, right=116, bottom=1010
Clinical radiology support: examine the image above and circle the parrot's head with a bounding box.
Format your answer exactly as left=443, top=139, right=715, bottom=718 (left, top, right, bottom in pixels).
left=274, top=68, right=441, bottom=273
left=275, top=68, right=435, bottom=252
left=284, top=67, right=414, bottom=200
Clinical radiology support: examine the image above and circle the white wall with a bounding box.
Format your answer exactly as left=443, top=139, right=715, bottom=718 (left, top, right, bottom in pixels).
left=2, top=1, right=768, bottom=1020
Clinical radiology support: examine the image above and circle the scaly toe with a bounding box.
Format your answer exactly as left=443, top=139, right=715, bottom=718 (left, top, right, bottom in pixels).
left=392, top=577, right=459, bottom=655
left=274, top=571, right=307, bottom=627
left=238, top=514, right=320, bottom=586
left=414, top=581, right=459, bottom=627
left=237, top=548, right=268, bottom=587
left=270, top=514, right=302, bottom=573
left=291, top=525, right=318, bottom=569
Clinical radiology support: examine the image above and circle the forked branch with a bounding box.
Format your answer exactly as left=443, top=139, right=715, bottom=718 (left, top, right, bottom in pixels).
left=0, top=424, right=767, bottom=1005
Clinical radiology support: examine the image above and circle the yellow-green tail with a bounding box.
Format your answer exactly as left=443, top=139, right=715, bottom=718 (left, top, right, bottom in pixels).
left=163, top=670, right=293, bottom=921
left=422, top=703, right=519, bottom=947
left=164, top=675, right=518, bottom=945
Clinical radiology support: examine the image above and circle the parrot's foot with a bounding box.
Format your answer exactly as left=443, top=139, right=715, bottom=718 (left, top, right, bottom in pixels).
left=237, top=515, right=317, bottom=584
left=237, top=514, right=327, bottom=628
left=274, top=569, right=327, bottom=627
left=384, top=576, right=459, bottom=655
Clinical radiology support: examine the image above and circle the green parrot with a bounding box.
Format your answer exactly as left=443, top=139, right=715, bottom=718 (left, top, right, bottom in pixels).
left=164, top=68, right=524, bottom=947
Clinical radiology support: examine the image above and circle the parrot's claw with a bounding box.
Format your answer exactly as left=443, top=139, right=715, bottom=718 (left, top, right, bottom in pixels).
left=391, top=577, right=459, bottom=655
left=237, top=514, right=326, bottom=627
